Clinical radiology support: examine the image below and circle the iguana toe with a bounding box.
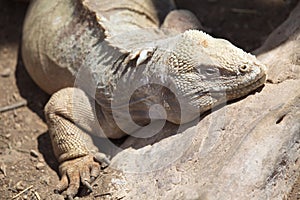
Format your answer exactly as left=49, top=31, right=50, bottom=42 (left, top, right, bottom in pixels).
left=62, top=167, right=80, bottom=198
left=94, top=152, right=111, bottom=166
left=54, top=174, right=69, bottom=194
left=57, top=154, right=105, bottom=198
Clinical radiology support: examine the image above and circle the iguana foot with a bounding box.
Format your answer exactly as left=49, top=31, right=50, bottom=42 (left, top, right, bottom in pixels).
left=55, top=153, right=110, bottom=199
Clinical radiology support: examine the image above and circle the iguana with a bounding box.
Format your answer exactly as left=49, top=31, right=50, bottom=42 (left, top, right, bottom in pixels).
left=21, top=0, right=266, bottom=198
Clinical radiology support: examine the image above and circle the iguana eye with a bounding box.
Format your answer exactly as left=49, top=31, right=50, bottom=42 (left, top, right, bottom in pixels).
left=204, top=68, right=218, bottom=75
left=239, top=64, right=249, bottom=73
left=199, top=67, right=219, bottom=76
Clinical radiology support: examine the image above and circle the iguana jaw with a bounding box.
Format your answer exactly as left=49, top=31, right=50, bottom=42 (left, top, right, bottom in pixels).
left=186, top=67, right=266, bottom=110
left=225, top=72, right=266, bottom=99
left=203, top=69, right=266, bottom=97
left=164, top=71, right=266, bottom=124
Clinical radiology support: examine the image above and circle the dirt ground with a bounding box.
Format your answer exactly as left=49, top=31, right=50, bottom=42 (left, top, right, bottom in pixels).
left=0, top=0, right=299, bottom=199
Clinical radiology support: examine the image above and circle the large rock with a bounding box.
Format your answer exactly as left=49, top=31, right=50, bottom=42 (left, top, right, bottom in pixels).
left=98, top=3, right=300, bottom=199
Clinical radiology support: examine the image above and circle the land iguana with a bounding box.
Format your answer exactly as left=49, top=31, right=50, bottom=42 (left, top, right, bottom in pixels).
left=21, top=0, right=266, bottom=198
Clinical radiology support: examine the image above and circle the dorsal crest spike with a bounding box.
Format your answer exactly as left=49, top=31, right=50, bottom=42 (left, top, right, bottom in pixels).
left=136, top=48, right=155, bottom=66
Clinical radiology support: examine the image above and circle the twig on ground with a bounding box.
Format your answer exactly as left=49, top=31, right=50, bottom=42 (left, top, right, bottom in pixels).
left=0, top=100, right=27, bottom=113
left=0, top=163, right=7, bottom=176
left=33, top=191, right=41, bottom=200
left=15, top=148, right=31, bottom=154
left=94, top=192, right=112, bottom=198
left=12, top=185, right=33, bottom=199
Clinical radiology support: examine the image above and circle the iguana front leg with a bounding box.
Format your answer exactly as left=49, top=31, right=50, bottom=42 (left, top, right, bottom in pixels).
left=45, top=87, right=110, bottom=198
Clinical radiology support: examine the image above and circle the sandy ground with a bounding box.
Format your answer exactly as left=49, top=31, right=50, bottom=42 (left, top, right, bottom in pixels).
left=0, top=0, right=299, bottom=199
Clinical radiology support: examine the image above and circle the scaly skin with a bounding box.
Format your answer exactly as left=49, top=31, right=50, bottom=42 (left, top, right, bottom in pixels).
left=22, top=0, right=266, bottom=198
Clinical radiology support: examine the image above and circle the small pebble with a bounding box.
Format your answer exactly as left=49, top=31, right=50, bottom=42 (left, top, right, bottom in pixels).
left=15, top=141, right=22, bottom=148
left=30, top=150, right=39, bottom=158
left=14, top=123, right=21, bottom=130
left=36, top=162, right=45, bottom=170
left=15, top=181, right=25, bottom=191
left=0, top=163, right=7, bottom=176
left=0, top=68, right=11, bottom=77
left=38, top=157, right=45, bottom=162
left=12, top=93, right=18, bottom=100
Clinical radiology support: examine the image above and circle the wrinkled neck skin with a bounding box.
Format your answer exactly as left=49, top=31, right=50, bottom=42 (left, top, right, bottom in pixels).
left=82, top=35, right=200, bottom=137
left=144, top=42, right=203, bottom=124
left=119, top=37, right=202, bottom=124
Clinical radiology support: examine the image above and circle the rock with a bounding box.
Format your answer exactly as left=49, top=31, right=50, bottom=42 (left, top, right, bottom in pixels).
left=30, top=150, right=39, bottom=158
left=0, top=68, right=11, bottom=77
left=15, top=181, right=25, bottom=191
left=14, top=123, right=21, bottom=130
left=36, top=162, right=45, bottom=170
left=254, top=2, right=300, bottom=84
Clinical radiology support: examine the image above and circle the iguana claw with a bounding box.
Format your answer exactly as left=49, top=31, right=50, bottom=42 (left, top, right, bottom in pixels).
left=56, top=154, right=108, bottom=198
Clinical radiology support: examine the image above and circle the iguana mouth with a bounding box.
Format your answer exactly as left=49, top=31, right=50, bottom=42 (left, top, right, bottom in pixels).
left=225, top=73, right=266, bottom=97
left=190, top=73, right=266, bottom=100
left=193, top=73, right=266, bottom=98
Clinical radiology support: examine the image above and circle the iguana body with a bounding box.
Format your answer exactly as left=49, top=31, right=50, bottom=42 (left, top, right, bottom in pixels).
left=22, top=0, right=266, bottom=198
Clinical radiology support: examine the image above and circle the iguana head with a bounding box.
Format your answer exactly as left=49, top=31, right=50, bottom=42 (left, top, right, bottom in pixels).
left=156, top=30, right=266, bottom=123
